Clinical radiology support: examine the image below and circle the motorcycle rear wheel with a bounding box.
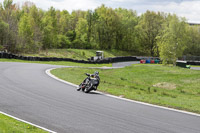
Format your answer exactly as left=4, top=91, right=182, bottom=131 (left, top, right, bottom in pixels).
left=84, top=82, right=93, bottom=93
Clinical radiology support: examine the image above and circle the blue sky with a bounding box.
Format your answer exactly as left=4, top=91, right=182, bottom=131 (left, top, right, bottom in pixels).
left=1, top=0, right=200, bottom=23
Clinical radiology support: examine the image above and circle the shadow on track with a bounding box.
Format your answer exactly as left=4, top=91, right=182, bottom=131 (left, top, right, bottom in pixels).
left=87, top=91, right=102, bottom=95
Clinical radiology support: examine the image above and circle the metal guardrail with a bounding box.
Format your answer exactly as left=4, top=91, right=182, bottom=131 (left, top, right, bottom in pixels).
left=181, top=56, right=200, bottom=61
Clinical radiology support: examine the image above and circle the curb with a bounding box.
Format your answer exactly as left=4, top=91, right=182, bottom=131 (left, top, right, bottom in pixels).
left=46, top=67, right=200, bottom=117
left=46, top=68, right=79, bottom=88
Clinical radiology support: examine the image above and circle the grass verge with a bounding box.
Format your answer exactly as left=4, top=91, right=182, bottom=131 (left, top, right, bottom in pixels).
left=0, top=58, right=112, bottom=67
left=0, top=113, right=47, bottom=133
left=191, top=65, right=200, bottom=67
left=51, top=64, right=200, bottom=114
left=22, top=49, right=133, bottom=60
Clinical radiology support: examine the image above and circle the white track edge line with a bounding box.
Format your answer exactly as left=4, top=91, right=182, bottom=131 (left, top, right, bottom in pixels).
left=0, top=111, right=56, bottom=133
left=46, top=68, right=78, bottom=88
left=46, top=68, right=200, bottom=117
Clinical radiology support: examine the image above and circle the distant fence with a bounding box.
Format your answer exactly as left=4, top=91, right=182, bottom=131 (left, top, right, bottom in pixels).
left=187, top=61, right=200, bottom=65
left=179, top=55, right=200, bottom=65
left=0, top=52, right=139, bottom=64
left=181, top=55, right=200, bottom=61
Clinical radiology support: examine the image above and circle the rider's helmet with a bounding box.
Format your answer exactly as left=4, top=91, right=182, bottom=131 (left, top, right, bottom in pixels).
left=94, top=71, right=99, bottom=76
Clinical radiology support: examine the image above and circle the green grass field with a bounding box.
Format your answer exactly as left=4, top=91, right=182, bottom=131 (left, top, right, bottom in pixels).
left=51, top=64, right=200, bottom=114
left=0, top=113, right=47, bottom=133
left=22, top=49, right=133, bottom=60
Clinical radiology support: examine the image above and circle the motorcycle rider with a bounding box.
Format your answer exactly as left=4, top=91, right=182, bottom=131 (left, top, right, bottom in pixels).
left=77, top=71, right=100, bottom=91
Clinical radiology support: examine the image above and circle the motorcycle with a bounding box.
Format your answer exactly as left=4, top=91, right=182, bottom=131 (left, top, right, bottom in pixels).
left=77, top=72, right=100, bottom=93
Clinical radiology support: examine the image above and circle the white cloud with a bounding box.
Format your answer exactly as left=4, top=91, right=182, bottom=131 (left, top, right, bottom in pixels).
left=46, top=0, right=100, bottom=11
left=0, top=0, right=100, bottom=11
left=108, top=0, right=200, bottom=23
left=139, top=1, right=200, bottom=23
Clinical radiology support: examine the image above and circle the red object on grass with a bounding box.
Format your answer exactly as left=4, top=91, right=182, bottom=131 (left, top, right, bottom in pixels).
left=140, top=60, right=146, bottom=64
left=150, top=60, right=155, bottom=64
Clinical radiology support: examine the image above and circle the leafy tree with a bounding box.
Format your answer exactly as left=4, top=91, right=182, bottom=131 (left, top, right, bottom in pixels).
left=85, top=10, right=99, bottom=49
left=86, top=10, right=95, bottom=46
left=183, top=26, right=200, bottom=56
left=18, top=13, right=34, bottom=52
left=29, top=5, right=43, bottom=52
left=41, top=7, right=58, bottom=49
left=115, top=8, right=138, bottom=51
left=0, top=2, right=3, bottom=14
left=56, top=10, right=72, bottom=48
left=95, top=5, right=119, bottom=50
left=1, top=0, right=199, bottom=57
left=70, top=10, right=86, bottom=30
left=57, top=34, right=71, bottom=48
left=3, top=0, right=13, bottom=10
left=20, top=3, right=43, bottom=53
left=1, top=0, right=19, bottom=52
left=0, top=18, right=9, bottom=47
left=74, top=18, right=88, bottom=48
left=58, top=10, right=70, bottom=34
left=137, top=11, right=164, bottom=56
left=157, top=14, right=188, bottom=66
left=86, top=10, right=93, bottom=45
left=41, top=15, right=54, bottom=49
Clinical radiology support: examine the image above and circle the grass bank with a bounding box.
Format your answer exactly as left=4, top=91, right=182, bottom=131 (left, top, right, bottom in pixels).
left=0, top=58, right=112, bottom=67
left=51, top=64, right=200, bottom=114
left=22, top=49, right=133, bottom=60
left=0, top=113, right=47, bottom=133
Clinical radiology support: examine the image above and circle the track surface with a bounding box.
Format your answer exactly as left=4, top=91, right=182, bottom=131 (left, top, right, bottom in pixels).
left=0, top=62, right=200, bottom=133
left=191, top=67, right=200, bottom=70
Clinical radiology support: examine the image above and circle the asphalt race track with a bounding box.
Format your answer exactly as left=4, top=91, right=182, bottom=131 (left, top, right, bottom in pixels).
left=191, top=67, right=200, bottom=70
left=0, top=62, right=200, bottom=133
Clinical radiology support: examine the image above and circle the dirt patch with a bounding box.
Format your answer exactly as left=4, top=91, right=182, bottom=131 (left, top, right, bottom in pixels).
left=153, top=82, right=176, bottom=90
left=119, top=95, right=125, bottom=98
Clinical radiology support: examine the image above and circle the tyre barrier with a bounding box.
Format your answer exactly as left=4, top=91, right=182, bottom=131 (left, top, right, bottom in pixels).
left=5, top=52, right=199, bottom=65
left=0, top=52, right=140, bottom=64
left=187, top=61, right=200, bottom=65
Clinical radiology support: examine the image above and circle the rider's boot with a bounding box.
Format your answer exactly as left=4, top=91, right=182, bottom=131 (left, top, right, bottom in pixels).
left=77, top=87, right=81, bottom=91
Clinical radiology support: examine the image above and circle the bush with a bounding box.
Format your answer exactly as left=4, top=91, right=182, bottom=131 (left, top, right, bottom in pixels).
left=0, top=45, right=4, bottom=51
left=82, top=51, right=85, bottom=56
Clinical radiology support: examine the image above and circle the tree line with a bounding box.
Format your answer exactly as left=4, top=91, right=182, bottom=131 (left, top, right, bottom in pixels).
left=0, top=0, right=200, bottom=64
